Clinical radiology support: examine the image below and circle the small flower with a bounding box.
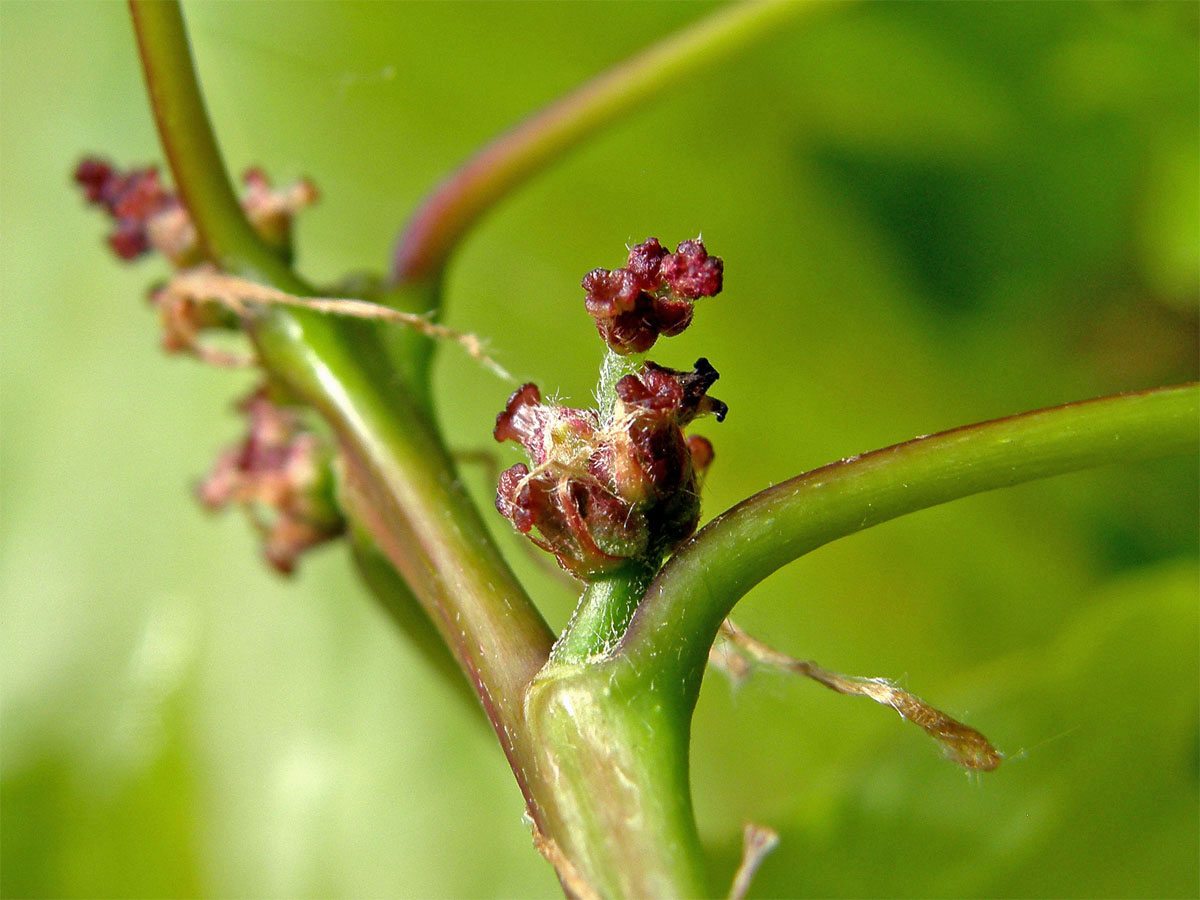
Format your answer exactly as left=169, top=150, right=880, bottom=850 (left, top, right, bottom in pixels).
left=658, top=238, right=723, bottom=300
left=74, top=159, right=178, bottom=260
left=494, top=383, right=598, bottom=470
left=625, top=237, right=669, bottom=288
left=148, top=279, right=244, bottom=365
left=614, top=358, right=728, bottom=425
left=600, top=359, right=725, bottom=507
left=581, top=268, right=640, bottom=319
left=582, top=238, right=724, bottom=354
left=239, top=167, right=319, bottom=252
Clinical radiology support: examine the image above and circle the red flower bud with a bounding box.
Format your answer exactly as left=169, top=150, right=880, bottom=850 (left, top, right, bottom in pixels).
left=650, top=294, right=694, bottom=337
left=582, top=267, right=641, bottom=318
left=625, top=237, right=669, bottom=290
left=582, top=238, right=723, bottom=354
left=492, top=359, right=726, bottom=578
left=74, top=157, right=317, bottom=265
left=74, top=158, right=114, bottom=203
left=595, top=299, right=661, bottom=354
left=617, top=359, right=727, bottom=425
left=659, top=239, right=723, bottom=300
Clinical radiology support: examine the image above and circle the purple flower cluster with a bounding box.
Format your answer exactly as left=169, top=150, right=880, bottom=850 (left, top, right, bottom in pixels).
left=493, top=360, right=723, bottom=578
left=582, top=238, right=723, bottom=354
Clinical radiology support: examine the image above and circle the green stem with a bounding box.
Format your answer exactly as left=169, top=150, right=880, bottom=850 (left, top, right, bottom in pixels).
left=128, top=0, right=283, bottom=279
left=390, top=0, right=825, bottom=286
left=549, top=351, right=652, bottom=665
left=596, top=349, right=644, bottom=424
left=551, top=561, right=657, bottom=666
left=524, top=661, right=708, bottom=898
left=130, top=0, right=556, bottom=813
left=621, top=383, right=1200, bottom=700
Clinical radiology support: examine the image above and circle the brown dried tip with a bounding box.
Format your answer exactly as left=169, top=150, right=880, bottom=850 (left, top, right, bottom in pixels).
left=492, top=360, right=724, bottom=578
left=729, top=823, right=780, bottom=900
left=583, top=238, right=723, bottom=354
left=686, top=435, right=714, bottom=473
left=197, top=388, right=344, bottom=574
left=715, top=620, right=1003, bottom=773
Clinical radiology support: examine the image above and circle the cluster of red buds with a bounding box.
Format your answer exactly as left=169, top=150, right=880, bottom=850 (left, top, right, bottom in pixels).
left=73, top=157, right=317, bottom=265
left=582, top=237, right=723, bottom=354
left=75, top=158, right=320, bottom=364
left=494, top=359, right=725, bottom=578
left=197, top=388, right=344, bottom=574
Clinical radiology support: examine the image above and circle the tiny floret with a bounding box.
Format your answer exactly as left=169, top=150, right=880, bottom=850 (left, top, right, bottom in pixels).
left=583, top=238, right=724, bottom=354
left=197, top=388, right=344, bottom=574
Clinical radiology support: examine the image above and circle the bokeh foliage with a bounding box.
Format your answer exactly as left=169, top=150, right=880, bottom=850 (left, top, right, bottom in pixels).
left=2, top=2, right=1196, bottom=897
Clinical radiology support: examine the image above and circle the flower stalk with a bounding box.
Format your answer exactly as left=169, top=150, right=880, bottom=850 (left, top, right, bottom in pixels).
left=390, top=0, right=825, bottom=287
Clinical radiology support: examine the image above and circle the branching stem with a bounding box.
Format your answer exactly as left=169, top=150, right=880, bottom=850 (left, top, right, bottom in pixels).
left=129, top=0, right=557, bottom=825
left=621, top=384, right=1200, bottom=700
left=391, top=0, right=825, bottom=286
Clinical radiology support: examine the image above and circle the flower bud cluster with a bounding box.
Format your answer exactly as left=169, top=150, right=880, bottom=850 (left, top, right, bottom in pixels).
left=582, top=238, right=723, bottom=354
left=74, top=159, right=179, bottom=261
left=197, top=388, right=344, bottom=574
left=494, top=359, right=724, bottom=578
left=74, top=157, right=317, bottom=265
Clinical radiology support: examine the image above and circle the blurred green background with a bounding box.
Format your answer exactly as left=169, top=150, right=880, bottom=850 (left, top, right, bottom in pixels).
left=2, top=2, right=1197, bottom=897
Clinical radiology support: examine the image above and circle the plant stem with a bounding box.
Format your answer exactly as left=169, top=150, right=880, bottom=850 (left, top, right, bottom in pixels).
left=595, top=349, right=644, bottom=423
left=620, top=383, right=1200, bottom=700
left=551, top=561, right=657, bottom=665
left=549, top=351, right=654, bottom=665
left=390, top=0, right=825, bottom=286
left=128, top=0, right=284, bottom=279
left=130, top=0, right=557, bottom=812
left=524, top=661, right=708, bottom=898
